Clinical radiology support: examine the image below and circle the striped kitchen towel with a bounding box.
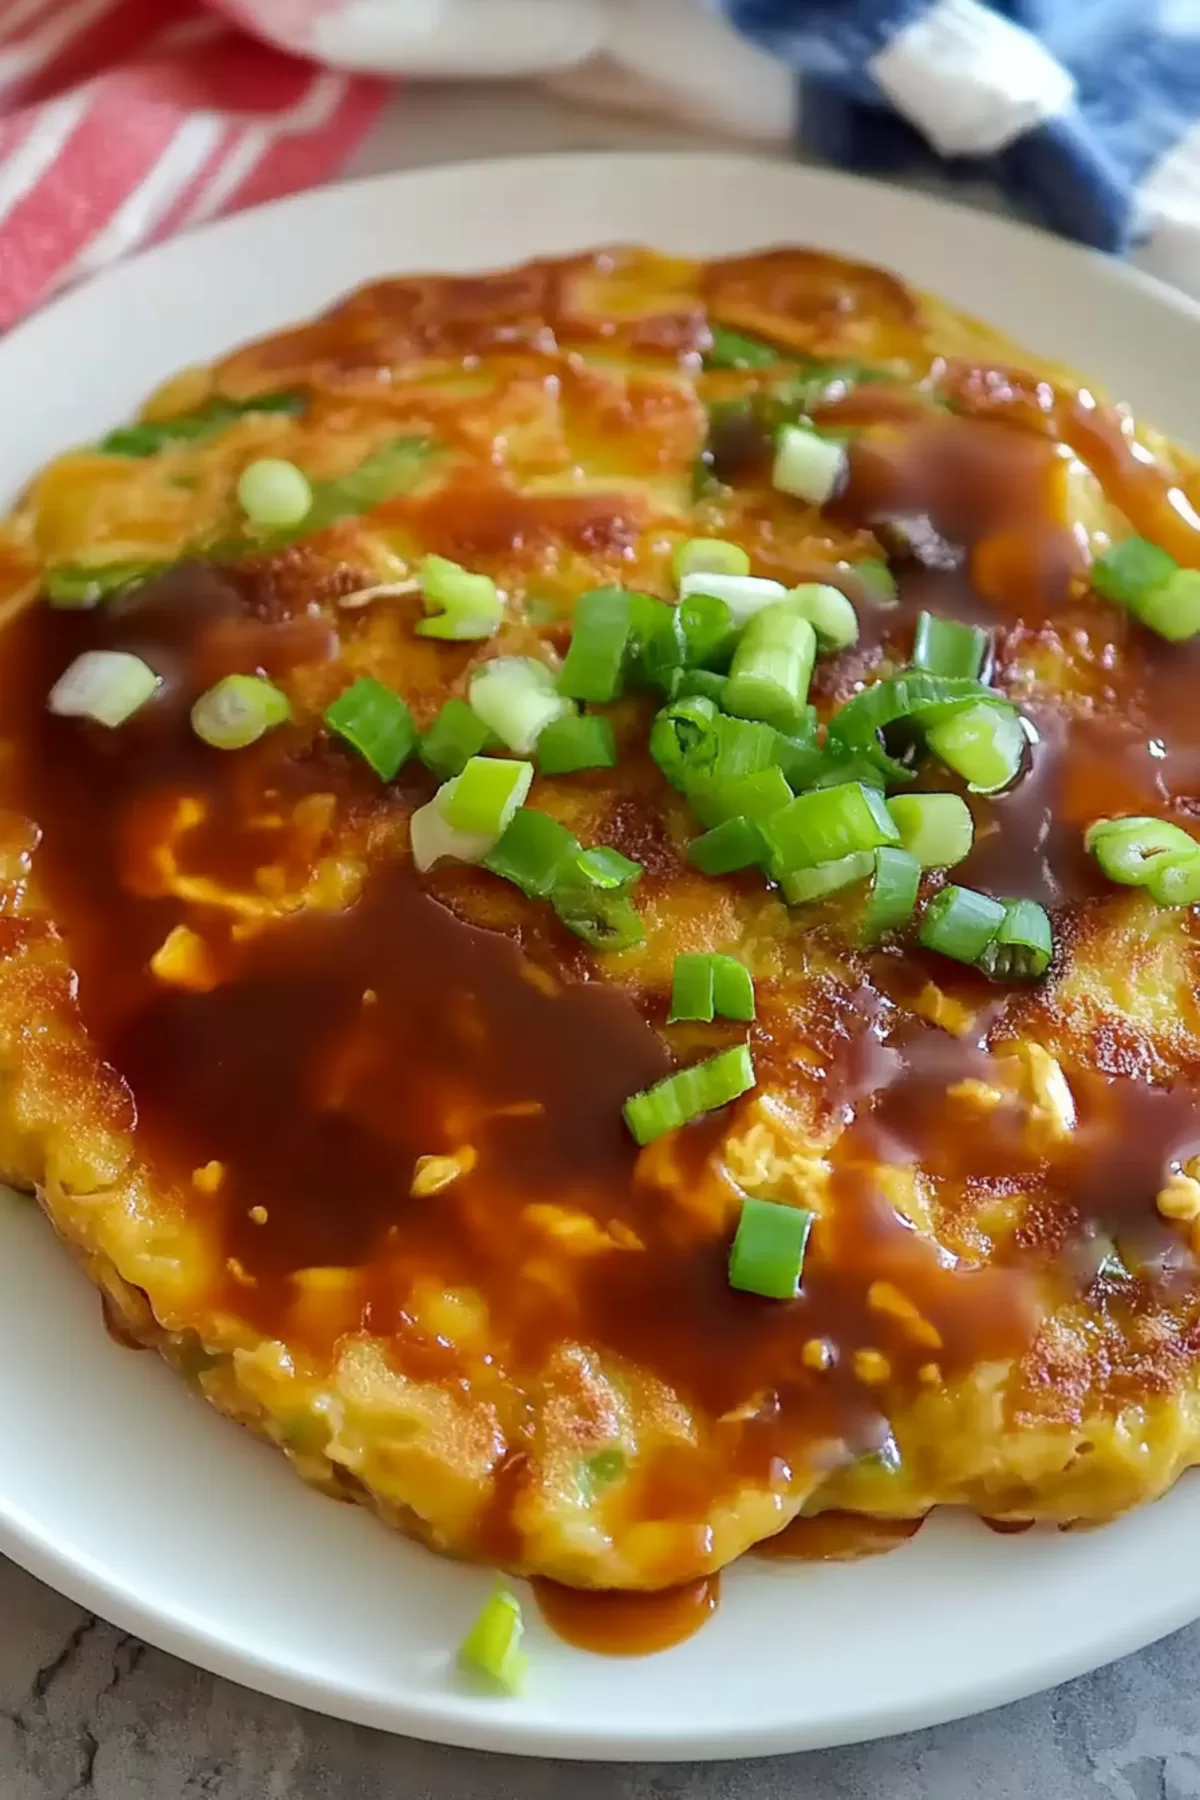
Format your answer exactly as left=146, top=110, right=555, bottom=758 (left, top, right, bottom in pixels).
left=0, top=0, right=1197, bottom=329
left=724, top=0, right=1200, bottom=298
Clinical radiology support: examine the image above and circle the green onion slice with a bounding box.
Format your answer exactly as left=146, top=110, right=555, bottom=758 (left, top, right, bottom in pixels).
left=976, top=897, right=1054, bottom=980
left=1090, top=538, right=1200, bottom=642
left=829, top=673, right=1013, bottom=758
left=552, top=848, right=645, bottom=951
left=860, top=846, right=921, bottom=944
left=193, top=673, right=290, bottom=750
left=724, top=603, right=817, bottom=733
left=558, top=587, right=634, bottom=702
left=458, top=1589, right=527, bottom=1694
left=45, top=559, right=165, bottom=608
left=1145, top=850, right=1200, bottom=907
left=785, top=582, right=859, bottom=651
left=686, top=817, right=768, bottom=876
left=886, top=792, right=974, bottom=868
left=677, top=571, right=788, bottom=626
left=237, top=457, right=311, bottom=529
left=925, top=703, right=1025, bottom=794
left=704, top=324, right=780, bottom=370
left=1085, top=814, right=1199, bottom=886
left=98, top=389, right=304, bottom=458
left=668, top=952, right=755, bottom=1024
left=854, top=558, right=898, bottom=604
left=763, top=780, right=899, bottom=877
left=483, top=806, right=578, bottom=898
left=772, top=424, right=848, bottom=506
left=536, top=712, right=616, bottom=775
left=623, top=1043, right=755, bottom=1145
left=917, top=884, right=1006, bottom=965
left=48, top=649, right=160, bottom=728
left=729, top=1196, right=813, bottom=1300
left=672, top=537, right=751, bottom=582
left=780, top=850, right=873, bottom=906
left=324, top=676, right=414, bottom=779
left=303, top=436, right=430, bottom=530
left=688, top=765, right=793, bottom=829
left=469, top=656, right=574, bottom=754
left=438, top=755, right=533, bottom=836
left=670, top=668, right=727, bottom=705
left=649, top=694, right=722, bottom=790
left=419, top=698, right=493, bottom=780
left=415, top=553, right=502, bottom=641
left=912, top=611, right=988, bottom=680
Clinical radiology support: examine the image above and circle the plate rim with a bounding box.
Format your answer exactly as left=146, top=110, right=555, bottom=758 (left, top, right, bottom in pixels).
left=3, top=148, right=1200, bottom=1760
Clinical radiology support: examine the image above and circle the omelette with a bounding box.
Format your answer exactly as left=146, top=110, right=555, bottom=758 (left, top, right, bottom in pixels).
left=1, top=245, right=1200, bottom=1611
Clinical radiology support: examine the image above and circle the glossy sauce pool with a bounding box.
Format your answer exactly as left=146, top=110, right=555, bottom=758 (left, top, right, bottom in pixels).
left=4, top=247, right=1200, bottom=1637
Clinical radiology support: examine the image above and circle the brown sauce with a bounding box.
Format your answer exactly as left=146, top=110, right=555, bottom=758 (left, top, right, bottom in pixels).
left=755, top=1512, right=924, bottom=1561
left=5, top=248, right=1200, bottom=1576
left=532, top=1575, right=719, bottom=1654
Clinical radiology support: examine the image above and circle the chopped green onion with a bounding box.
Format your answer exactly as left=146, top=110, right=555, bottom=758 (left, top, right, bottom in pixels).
left=192, top=673, right=290, bottom=749
left=458, top=1589, right=527, bottom=1693
left=483, top=807, right=578, bottom=898
left=917, top=884, right=1006, bottom=964
left=763, top=781, right=899, bottom=877
left=771, top=424, right=848, bottom=506
left=688, top=765, right=792, bottom=829
left=672, top=537, right=751, bottom=582
left=439, top=756, right=533, bottom=836
left=469, top=657, right=574, bottom=754
left=415, top=553, right=502, bottom=640
left=704, top=324, right=779, bottom=370
left=649, top=695, right=721, bottom=790
left=860, top=846, right=921, bottom=944
left=303, top=436, right=430, bottom=530
left=236, top=457, right=312, bottom=529
left=49, top=649, right=160, bottom=728
left=886, top=792, right=974, bottom=868
left=1090, top=538, right=1200, bottom=642
left=780, top=851, right=873, bottom=906
left=976, top=897, right=1054, bottom=980
left=44, top=559, right=164, bottom=608
left=572, top=846, right=643, bottom=889
left=677, top=570, right=788, bottom=626
left=724, top=603, right=817, bottom=733
left=912, top=612, right=988, bottom=680
left=676, top=593, right=739, bottom=672
left=1091, top=537, right=1177, bottom=606
left=854, top=558, right=898, bottom=603
left=552, top=846, right=644, bottom=951
left=926, top=702, right=1025, bottom=794
left=1129, top=569, right=1200, bottom=642
left=785, top=583, right=859, bottom=651
left=829, top=673, right=1012, bottom=760
left=1146, top=851, right=1200, bottom=906
left=558, top=588, right=633, bottom=702
left=668, top=952, right=755, bottom=1024
left=98, top=389, right=304, bottom=458
left=623, top=1043, right=755, bottom=1145
left=713, top=715, right=788, bottom=783
left=536, top=712, right=615, bottom=774
left=669, top=668, right=727, bottom=705
left=686, top=817, right=768, bottom=876
left=419, top=698, right=493, bottom=780
left=324, top=676, right=414, bottom=778
left=1085, top=815, right=1199, bottom=886
left=729, top=1196, right=812, bottom=1300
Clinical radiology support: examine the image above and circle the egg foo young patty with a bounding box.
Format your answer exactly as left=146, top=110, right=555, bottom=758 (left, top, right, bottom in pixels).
left=3, top=247, right=1200, bottom=1591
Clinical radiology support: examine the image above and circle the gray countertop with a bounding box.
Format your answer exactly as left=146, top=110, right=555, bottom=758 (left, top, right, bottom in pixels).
left=8, top=80, right=1200, bottom=1800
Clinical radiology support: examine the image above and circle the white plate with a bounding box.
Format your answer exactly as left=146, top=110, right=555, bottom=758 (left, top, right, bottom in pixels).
left=2, top=152, right=1200, bottom=1762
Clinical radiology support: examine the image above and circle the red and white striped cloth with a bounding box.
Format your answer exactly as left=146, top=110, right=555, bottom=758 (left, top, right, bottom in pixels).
left=0, top=0, right=387, bottom=329
left=0, top=0, right=793, bottom=330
